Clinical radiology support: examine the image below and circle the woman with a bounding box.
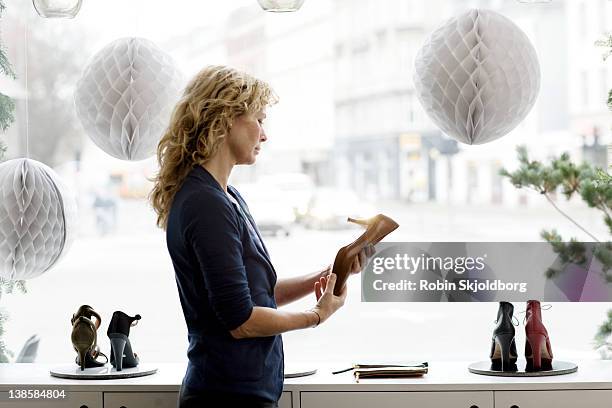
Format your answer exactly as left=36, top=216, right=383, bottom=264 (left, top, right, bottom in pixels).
left=150, top=65, right=370, bottom=408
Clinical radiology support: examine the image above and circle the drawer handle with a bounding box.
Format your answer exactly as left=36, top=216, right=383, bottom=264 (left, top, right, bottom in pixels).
left=80, top=406, right=88, bottom=408
left=470, top=405, right=479, bottom=408
left=511, top=405, right=519, bottom=408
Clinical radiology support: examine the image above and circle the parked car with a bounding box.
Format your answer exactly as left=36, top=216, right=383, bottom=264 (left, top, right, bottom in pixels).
left=259, top=173, right=315, bottom=221
left=303, top=187, right=377, bottom=230
left=234, top=183, right=296, bottom=237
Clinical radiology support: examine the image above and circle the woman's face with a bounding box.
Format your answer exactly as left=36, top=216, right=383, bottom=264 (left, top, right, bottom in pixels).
left=227, top=110, right=267, bottom=165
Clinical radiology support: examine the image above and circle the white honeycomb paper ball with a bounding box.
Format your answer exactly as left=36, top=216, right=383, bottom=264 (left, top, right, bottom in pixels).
left=0, top=159, right=77, bottom=280
left=414, top=9, right=541, bottom=145
left=75, top=37, right=183, bottom=161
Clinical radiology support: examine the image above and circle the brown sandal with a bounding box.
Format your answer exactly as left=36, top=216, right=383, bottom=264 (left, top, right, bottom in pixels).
left=71, top=305, right=106, bottom=370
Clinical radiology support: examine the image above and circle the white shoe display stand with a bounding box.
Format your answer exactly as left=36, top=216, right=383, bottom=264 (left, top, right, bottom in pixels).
left=284, top=364, right=317, bottom=378
left=49, top=364, right=158, bottom=380
left=468, top=360, right=578, bottom=377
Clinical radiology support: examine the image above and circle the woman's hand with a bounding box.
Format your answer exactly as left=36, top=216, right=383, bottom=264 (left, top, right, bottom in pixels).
left=349, top=244, right=376, bottom=275
left=312, top=273, right=347, bottom=324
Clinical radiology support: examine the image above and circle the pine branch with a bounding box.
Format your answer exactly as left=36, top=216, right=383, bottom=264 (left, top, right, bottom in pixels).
left=0, top=93, right=15, bottom=131
left=595, top=33, right=612, bottom=61
left=0, top=50, right=15, bottom=80
left=543, top=192, right=601, bottom=241
left=585, top=34, right=612, bottom=353
left=0, top=310, right=12, bottom=363
left=0, top=0, right=14, bottom=80
left=596, top=34, right=612, bottom=111
left=0, top=0, right=16, bottom=137
left=501, top=146, right=612, bottom=290
left=541, top=230, right=588, bottom=278
left=0, top=278, right=28, bottom=297
left=500, top=146, right=603, bottom=241
left=0, top=278, right=27, bottom=363
left=596, top=309, right=612, bottom=346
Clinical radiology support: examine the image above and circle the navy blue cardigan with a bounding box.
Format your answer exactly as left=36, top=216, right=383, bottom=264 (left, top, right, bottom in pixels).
left=166, top=166, right=284, bottom=402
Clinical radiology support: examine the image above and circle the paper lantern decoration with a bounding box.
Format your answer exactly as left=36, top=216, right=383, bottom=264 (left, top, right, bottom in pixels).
left=414, top=9, right=541, bottom=145
left=0, top=159, right=77, bottom=281
left=257, top=0, right=305, bottom=12
left=75, top=37, right=182, bottom=161
left=32, top=0, right=82, bottom=18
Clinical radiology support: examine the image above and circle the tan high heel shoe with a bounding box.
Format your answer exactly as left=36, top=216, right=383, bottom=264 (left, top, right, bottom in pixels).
left=70, top=305, right=107, bottom=370
left=71, top=305, right=102, bottom=329
left=331, top=214, right=399, bottom=295
left=71, top=317, right=96, bottom=371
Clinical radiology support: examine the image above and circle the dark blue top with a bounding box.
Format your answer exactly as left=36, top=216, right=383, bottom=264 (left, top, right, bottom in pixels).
left=166, top=166, right=284, bottom=402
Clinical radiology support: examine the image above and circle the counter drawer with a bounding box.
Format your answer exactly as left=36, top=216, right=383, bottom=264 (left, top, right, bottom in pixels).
left=495, top=390, right=612, bottom=408
left=0, top=391, right=102, bottom=408
left=103, top=392, right=178, bottom=408
left=103, top=391, right=291, bottom=408
left=279, top=391, right=292, bottom=408
left=300, top=391, right=493, bottom=408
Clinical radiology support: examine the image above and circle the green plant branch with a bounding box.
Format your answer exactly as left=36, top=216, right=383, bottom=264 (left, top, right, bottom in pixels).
left=602, top=204, right=611, bottom=221
left=501, top=146, right=611, bottom=283
left=594, top=32, right=612, bottom=349
left=500, top=147, right=605, bottom=242
left=596, top=34, right=612, bottom=111
left=0, top=0, right=15, bottom=81
left=522, top=184, right=598, bottom=240
left=542, top=192, right=601, bottom=242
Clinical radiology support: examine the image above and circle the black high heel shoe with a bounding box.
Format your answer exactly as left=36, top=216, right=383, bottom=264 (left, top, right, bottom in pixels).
left=107, top=311, right=141, bottom=371
left=490, top=301, right=518, bottom=372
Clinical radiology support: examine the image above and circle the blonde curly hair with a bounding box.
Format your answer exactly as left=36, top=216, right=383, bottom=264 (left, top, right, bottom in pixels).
left=149, top=65, right=277, bottom=229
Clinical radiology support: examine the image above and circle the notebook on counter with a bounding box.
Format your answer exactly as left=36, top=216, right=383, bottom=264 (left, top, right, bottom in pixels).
left=332, top=361, right=428, bottom=380
left=354, top=365, right=428, bottom=381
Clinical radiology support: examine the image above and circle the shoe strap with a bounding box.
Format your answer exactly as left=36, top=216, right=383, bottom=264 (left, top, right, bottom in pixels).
left=519, top=304, right=552, bottom=324
left=493, top=316, right=519, bottom=326
left=96, top=351, right=109, bottom=364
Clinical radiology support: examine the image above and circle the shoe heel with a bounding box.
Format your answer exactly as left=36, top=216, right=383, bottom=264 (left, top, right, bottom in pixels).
left=121, top=338, right=139, bottom=368
left=75, top=346, right=88, bottom=371
left=495, top=333, right=515, bottom=371
left=110, top=336, right=126, bottom=371
left=527, top=333, right=546, bottom=371
left=347, top=217, right=369, bottom=226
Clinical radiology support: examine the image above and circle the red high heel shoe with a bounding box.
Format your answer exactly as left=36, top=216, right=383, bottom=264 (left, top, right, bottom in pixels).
left=524, top=300, right=553, bottom=371
left=331, top=214, right=399, bottom=296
